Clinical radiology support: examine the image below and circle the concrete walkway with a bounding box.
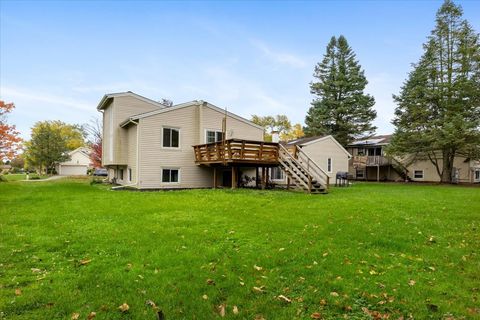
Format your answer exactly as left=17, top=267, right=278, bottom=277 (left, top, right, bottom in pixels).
left=21, top=175, right=66, bottom=182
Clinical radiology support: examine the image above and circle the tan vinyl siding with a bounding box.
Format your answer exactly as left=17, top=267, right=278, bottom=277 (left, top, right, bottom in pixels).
left=405, top=156, right=474, bottom=183
left=127, top=125, right=138, bottom=184
left=301, top=137, right=350, bottom=180
left=102, top=95, right=160, bottom=166
left=137, top=104, right=264, bottom=189
left=201, top=106, right=264, bottom=142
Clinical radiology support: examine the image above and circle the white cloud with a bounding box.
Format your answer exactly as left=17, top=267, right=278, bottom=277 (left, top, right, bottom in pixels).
left=250, top=39, right=307, bottom=69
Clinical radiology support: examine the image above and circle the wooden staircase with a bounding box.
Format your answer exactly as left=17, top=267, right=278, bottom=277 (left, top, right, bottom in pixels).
left=278, top=144, right=330, bottom=194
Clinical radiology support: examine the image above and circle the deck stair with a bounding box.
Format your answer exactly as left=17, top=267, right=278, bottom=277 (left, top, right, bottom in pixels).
left=278, top=144, right=329, bottom=194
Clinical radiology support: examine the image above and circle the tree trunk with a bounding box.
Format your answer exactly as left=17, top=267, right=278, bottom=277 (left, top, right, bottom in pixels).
left=440, top=149, right=454, bottom=183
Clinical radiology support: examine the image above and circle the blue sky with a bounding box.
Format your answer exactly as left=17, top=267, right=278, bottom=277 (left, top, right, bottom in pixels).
left=1, top=0, right=479, bottom=139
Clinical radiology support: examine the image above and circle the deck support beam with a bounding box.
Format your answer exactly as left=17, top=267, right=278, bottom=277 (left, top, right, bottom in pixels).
left=377, top=165, right=380, bottom=182
left=255, top=167, right=259, bottom=188
left=213, top=167, right=217, bottom=189
left=261, top=167, right=266, bottom=189
left=232, top=166, right=237, bottom=189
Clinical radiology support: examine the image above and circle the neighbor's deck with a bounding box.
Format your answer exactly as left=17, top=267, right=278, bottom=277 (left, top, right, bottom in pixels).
left=193, top=139, right=285, bottom=167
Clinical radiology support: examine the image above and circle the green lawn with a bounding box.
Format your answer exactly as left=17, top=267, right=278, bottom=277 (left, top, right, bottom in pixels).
left=1, top=174, right=48, bottom=182
left=0, top=179, right=479, bottom=319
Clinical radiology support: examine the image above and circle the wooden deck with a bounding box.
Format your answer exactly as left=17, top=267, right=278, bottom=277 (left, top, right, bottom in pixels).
left=193, top=139, right=280, bottom=166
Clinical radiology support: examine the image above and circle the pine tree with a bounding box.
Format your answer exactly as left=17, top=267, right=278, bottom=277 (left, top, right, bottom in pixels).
left=388, top=0, right=480, bottom=183
left=305, top=35, right=376, bottom=146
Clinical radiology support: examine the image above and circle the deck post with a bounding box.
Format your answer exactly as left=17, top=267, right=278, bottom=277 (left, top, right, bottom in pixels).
left=287, top=176, right=290, bottom=190
left=232, top=166, right=237, bottom=189
left=255, top=167, right=259, bottom=188
left=213, top=167, right=217, bottom=189
left=265, top=167, right=269, bottom=188
left=261, top=167, right=266, bottom=189
left=377, top=165, right=380, bottom=182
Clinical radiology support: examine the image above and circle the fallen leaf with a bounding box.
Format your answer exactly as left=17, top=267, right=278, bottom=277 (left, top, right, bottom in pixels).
left=254, top=265, right=263, bottom=271
left=311, top=312, right=322, bottom=319
left=218, top=304, right=226, bottom=317
left=277, top=295, right=292, bottom=303
left=254, top=316, right=265, bottom=320
left=232, top=305, right=239, bottom=315
left=31, top=268, right=42, bottom=273
left=322, top=252, right=328, bottom=257
left=71, top=313, right=80, bottom=320
left=319, top=299, right=327, bottom=306
left=239, top=281, right=245, bottom=286
left=80, top=259, right=91, bottom=265
left=206, top=278, right=215, bottom=285
left=202, top=294, right=208, bottom=300
left=279, top=248, right=285, bottom=251
left=118, top=303, right=129, bottom=312
left=146, top=300, right=158, bottom=309
left=253, top=286, right=265, bottom=293
left=87, top=311, right=96, bottom=319
left=330, top=291, right=339, bottom=297
left=408, top=279, right=416, bottom=286
left=14, top=288, right=22, bottom=296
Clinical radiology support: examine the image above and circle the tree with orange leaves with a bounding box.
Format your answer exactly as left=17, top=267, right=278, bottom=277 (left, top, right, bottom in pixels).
left=0, top=100, right=22, bottom=162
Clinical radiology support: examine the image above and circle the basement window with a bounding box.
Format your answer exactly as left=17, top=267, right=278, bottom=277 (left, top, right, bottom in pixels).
left=162, top=169, right=179, bottom=183
left=414, top=170, right=424, bottom=179
left=271, top=167, right=284, bottom=180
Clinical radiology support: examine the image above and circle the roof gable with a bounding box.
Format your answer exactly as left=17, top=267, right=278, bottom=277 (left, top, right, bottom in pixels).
left=119, top=100, right=264, bottom=130
left=96, top=91, right=168, bottom=110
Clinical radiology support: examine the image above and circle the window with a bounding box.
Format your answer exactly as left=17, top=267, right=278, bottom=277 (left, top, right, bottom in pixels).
left=163, top=128, right=180, bottom=148
left=356, top=169, right=364, bottom=178
left=162, top=169, right=179, bottom=183
left=475, top=169, right=480, bottom=181
left=357, top=148, right=365, bottom=156
left=119, top=169, right=124, bottom=180
left=327, top=158, right=333, bottom=173
left=271, top=167, right=284, bottom=180
left=128, top=168, right=132, bottom=182
left=206, top=130, right=224, bottom=143
left=414, top=170, right=424, bottom=179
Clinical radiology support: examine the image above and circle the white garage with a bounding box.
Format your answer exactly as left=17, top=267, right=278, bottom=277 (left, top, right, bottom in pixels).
left=58, top=164, right=88, bottom=176
left=56, top=147, right=92, bottom=176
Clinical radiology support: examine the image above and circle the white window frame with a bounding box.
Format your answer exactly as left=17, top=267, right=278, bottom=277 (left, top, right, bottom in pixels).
left=327, top=158, right=333, bottom=173
left=270, top=167, right=285, bottom=181
left=474, top=169, right=480, bottom=182
left=204, top=129, right=224, bottom=144
left=161, top=168, right=181, bottom=184
left=356, top=169, right=365, bottom=178
left=162, top=127, right=181, bottom=149
left=413, top=170, right=424, bottom=180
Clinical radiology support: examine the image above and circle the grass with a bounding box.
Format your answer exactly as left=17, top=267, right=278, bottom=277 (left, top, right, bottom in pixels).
left=0, top=179, right=479, bottom=319
left=0, top=174, right=48, bottom=182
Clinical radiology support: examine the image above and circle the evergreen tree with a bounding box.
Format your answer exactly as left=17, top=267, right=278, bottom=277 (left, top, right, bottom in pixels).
left=305, top=35, right=376, bottom=146
left=388, top=0, right=480, bottom=183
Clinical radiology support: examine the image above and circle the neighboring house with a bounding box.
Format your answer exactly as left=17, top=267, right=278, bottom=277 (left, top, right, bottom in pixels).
left=346, top=135, right=480, bottom=183
left=271, top=135, right=351, bottom=185
left=56, top=147, right=92, bottom=176
left=97, top=91, right=265, bottom=189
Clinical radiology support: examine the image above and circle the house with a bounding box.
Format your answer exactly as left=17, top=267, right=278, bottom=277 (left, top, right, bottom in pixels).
left=347, top=135, right=480, bottom=183
left=56, top=147, right=92, bottom=176
left=269, top=135, right=351, bottom=185
left=97, top=91, right=331, bottom=193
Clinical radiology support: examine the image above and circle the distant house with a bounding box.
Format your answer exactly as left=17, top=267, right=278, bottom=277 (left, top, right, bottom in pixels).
left=97, top=91, right=332, bottom=193
left=346, top=135, right=480, bottom=183
left=56, top=147, right=92, bottom=176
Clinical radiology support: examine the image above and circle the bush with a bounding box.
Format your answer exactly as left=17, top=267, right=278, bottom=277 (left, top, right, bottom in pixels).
left=0, top=175, right=7, bottom=182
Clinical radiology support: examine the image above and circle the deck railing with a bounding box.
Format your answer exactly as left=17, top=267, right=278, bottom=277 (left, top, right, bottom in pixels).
left=352, top=155, right=391, bottom=167
left=193, top=139, right=279, bottom=164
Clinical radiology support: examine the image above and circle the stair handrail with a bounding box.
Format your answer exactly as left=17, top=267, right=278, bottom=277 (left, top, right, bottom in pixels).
left=278, top=144, right=312, bottom=190
left=294, top=145, right=330, bottom=188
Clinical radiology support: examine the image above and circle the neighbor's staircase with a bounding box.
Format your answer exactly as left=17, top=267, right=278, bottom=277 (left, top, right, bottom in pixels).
left=278, top=144, right=330, bottom=194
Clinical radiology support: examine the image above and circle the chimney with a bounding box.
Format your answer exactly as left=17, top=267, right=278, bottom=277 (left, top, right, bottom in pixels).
left=271, top=131, right=280, bottom=143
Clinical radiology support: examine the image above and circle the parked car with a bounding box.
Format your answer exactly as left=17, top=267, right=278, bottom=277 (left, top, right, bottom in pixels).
left=93, top=168, right=108, bottom=176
